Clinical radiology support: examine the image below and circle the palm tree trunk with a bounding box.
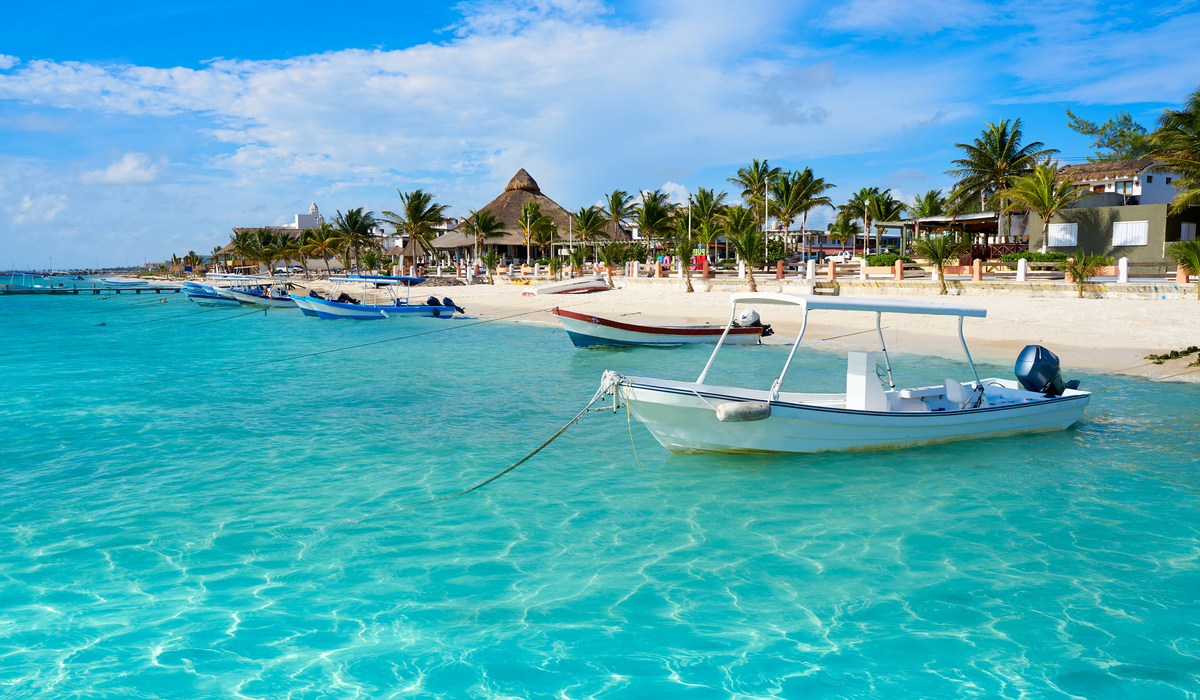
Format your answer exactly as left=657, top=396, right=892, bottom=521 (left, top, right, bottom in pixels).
left=746, top=266, right=757, bottom=293
left=938, top=265, right=947, bottom=295
left=684, top=260, right=693, bottom=293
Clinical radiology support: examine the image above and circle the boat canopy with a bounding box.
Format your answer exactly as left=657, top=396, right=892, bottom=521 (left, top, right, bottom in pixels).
left=335, top=275, right=425, bottom=285
left=729, top=293, right=986, bottom=318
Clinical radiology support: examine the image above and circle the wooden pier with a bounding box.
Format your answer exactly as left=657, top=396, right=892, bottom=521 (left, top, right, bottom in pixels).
left=0, top=284, right=183, bottom=296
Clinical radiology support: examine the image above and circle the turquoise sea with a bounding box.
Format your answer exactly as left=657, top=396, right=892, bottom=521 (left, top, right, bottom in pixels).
left=2, top=293, right=1198, bottom=699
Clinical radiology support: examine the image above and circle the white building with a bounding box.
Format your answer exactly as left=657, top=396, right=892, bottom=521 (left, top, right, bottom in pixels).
left=1055, top=156, right=1181, bottom=205
left=283, top=203, right=326, bottom=230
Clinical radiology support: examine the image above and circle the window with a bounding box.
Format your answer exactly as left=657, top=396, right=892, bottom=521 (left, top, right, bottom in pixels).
left=1047, top=223, right=1077, bottom=247
left=1115, top=181, right=1134, bottom=195
left=1145, top=175, right=1153, bottom=184
left=1166, top=177, right=1173, bottom=185
left=1184, top=222, right=1197, bottom=242
left=1112, top=220, right=1149, bottom=246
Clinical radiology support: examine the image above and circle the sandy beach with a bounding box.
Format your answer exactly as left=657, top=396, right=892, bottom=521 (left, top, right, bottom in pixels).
left=376, top=279, right=1200, bottom=383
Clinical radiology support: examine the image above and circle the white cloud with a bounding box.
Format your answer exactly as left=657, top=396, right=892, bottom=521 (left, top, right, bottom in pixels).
left=81, top=152, right=164, bottom=185
left=661, top=182, right=690, bottom=204
left=0, top=55, right=17, bottom=71
left=10, top=193, right=67, bottom=224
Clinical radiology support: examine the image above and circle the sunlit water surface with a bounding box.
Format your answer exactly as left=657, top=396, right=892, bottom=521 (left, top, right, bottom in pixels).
left=2, top=294, right=1198, bottom=699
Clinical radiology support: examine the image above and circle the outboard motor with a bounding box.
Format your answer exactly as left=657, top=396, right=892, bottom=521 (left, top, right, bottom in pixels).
left=442, top=297, right=465, bottom=313
left=732, top=308, right=774, bottom=337
left=1015, top=345, right=1079, bottom=396
left=426, top=296, right=442, bottom=306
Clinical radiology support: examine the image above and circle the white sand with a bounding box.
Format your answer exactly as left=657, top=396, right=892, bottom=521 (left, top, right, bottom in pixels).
left=410, top=279, right=1200, bottom=383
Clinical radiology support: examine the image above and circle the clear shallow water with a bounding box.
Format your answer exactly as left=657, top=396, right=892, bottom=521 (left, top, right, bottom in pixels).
left=2, top=294, right=1199, bottom=699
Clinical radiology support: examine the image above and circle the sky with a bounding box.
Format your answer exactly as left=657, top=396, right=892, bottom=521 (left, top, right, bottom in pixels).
left=1, top=0, right=1197, bottom=269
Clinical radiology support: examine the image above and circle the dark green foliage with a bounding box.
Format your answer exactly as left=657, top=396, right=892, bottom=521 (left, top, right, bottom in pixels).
left=865, top=253, right=916, bottom=267
left=999, top=252, right=1069, bottom=263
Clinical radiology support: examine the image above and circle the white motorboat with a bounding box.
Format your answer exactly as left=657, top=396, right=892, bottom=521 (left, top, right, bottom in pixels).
left=599, top=293, right=1090, bottom=454
left=529, top=275, right=610, bottom=295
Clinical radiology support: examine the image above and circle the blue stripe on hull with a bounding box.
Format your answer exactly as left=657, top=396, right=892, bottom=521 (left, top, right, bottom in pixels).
left=565, top=331, right=685, bottom=348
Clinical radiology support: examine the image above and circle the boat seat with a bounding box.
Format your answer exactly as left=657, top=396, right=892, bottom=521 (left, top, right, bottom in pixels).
left=944, top=378, right=984, bottom=410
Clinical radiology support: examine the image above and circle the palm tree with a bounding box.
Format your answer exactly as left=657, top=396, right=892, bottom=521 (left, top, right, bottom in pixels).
left=690, top=188, right=728, bottom=260
left=910, top=189, right=947, bottom=219
left=721, top=205, right=764, bottom=292
left=1167, top=240, right=1200, bottom=299
left=839, top=187, right=879, bottom=255
left=1150, top=86, right=1200, bottom=213
left=332, top=208, right=379, bottom=271
left=380, top=190, right=449, bottom=263
left=460, top=209, right=506, bottom=263
left=914, top=233, right=969, bottom=295
left=1064, top=252, right=1105, bottom=298
left=791, top=167, right=836, bottom=258
left=209, top=245, right=224, bottom=273
left=600, top=190, right=637, bottom=242
left=995, top=162, right=1091, bottom=253
left=531, top=218, right=558, bottom=259
left=865, top=191, right=907, bottom=255
left=517, top=200, right=553, bottom=264
left=727, top=159, right=782, bottom=220
left=668, top=216, right=699, bottom=292
left=573, top=205, right=609, bottom=260
left=301, top=222, right=338, bottom=276
left=828, top=216, right=862, bottom=254
left=599, top=242, right=625, bottom=287
left=568, top=247, right=587, bottom=278
left=634, top=190, right=674, bottom=253
left=480, top=249, right=501, bottom=285
left=695, top=221, right=721, bottom=261
left=947, top=118, right=1058, bottom=237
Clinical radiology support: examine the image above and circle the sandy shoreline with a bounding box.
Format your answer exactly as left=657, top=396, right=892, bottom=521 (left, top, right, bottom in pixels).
left=379, top=280, right=1200, bottom=384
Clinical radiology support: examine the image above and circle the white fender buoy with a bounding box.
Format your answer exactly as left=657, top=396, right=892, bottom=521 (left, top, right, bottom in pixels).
left=715, top=401, right=771, bottom=422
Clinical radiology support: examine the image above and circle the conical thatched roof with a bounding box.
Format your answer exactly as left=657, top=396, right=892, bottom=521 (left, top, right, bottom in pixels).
left=432, top=169, right=628, bottom=249
left=169, top=264, right=185, bottom=273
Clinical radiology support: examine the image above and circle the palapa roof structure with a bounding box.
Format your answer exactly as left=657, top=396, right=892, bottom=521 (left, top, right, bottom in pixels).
left=1056, top=156, right=1158, bottom=182
left=432, top=169, right=628, bottom=249
left=216, top=227, right=306, bottom=256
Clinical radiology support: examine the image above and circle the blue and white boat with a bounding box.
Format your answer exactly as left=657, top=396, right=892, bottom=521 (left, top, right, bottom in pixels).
left=101, top=278, right=149, bottom=287
left=292, top=275, right=463, bottom=320
left=183, top=282, right=241, bottom=308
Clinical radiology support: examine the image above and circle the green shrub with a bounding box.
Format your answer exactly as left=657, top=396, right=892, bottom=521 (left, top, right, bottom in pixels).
left=999, top=252, right=1069, bottom=263
left=532, top=258, right=551, bottom=266
left=865, top=253, right=916, bottom=267
left=1094, top=255, right=1115, bottom=266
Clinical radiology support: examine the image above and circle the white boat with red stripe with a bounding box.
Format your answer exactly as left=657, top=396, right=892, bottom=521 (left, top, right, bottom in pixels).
left=551, top=307, right=767, bottom=348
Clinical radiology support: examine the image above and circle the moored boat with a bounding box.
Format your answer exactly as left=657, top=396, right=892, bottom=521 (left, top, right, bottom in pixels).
left=101, top=278, right=149, bottom=287
left=552, top=307, right=770, bottom=347
left=529, top=275, right=610, bottom=295
left=599, top=293, right=1090, bottom=454
left=290, top=275, right=463, bottom=320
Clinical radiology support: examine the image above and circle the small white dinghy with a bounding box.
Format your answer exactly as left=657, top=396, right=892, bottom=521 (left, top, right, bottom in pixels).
left=529, top=275, right=610, bottom=295
left=599, top=293, right=1090, bottom=454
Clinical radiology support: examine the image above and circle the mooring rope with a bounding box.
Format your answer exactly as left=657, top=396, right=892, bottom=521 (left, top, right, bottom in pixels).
left=400, top=387, right=611, bottom=508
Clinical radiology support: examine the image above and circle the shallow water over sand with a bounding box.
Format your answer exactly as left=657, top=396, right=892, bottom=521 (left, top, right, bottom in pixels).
left=2, top=294, right=1198, bottom=698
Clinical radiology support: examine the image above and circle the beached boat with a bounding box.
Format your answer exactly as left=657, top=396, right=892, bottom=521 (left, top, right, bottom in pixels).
left=101, top=278, right=149, bottom=287
left=599, top=293, right=1090, bottom=454
left=552, top=307, right=770, bottom=347
left=291, top=275, right=462, bottom=320
left=529, top=275, right=610, bottom=295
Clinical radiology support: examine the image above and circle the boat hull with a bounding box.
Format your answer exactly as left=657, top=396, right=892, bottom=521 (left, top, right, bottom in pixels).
left=553, top=308, right=761, bottom=347
left=618, top=376, right=1090, bottom=454
left=531, top=275, right=611, bottom=295
left=228, top=290, right=298, bottom=308
left=289, top=295, right=320, bottom=317
left=301, top=296, right=457, bottom=320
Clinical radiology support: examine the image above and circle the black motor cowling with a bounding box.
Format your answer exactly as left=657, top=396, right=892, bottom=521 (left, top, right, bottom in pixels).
left=1015, top=345, right=1067, bottom=396
left=442, top=297, right=464, bottom=313
left=426, top=296, right=442, bottom=306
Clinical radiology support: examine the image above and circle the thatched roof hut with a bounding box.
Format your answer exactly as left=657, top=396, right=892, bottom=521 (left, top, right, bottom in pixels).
left=387, top=237, right=437, bottom=262
left=433, top=169, right=627, bottom=250
left=169, top=264, right=185, bottom=274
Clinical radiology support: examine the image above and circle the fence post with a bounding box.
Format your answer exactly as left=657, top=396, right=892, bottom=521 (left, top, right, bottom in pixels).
left=1178, top=264, right=1190, bottom=283
left=738, top=260, right=746, bottom=279
left=858, top=259, right=867, bottom=281
left=1017, top=258, right=1028, bottom=282
left=631, top=261, right=640, bottom=278
left=894, top=260, right=903, bottom=281
left=1064, top=258, right=1075, bottom=284
left=410, top=265, right=417, bottom=277
left=655, top=261, right=663, bottom=278
left=972, top=259, right=982, bottom=282
left=1118, top=257, right=1128, bottom=284
left=806, top=259, right=815, bottom=280
left=776, top=260, right=785, bottom=279
left=677, top=261, right=684, bottom=279
left=702, top=257, right=711, bottom=279
left=826, top=260, right=835, bottom=280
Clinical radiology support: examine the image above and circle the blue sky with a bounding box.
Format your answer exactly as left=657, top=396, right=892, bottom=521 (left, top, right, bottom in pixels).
left=1, top=0, right=1196, bottom=268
